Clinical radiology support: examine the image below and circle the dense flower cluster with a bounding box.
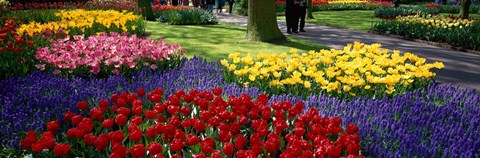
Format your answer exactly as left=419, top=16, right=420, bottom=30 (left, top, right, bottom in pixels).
left=152, top=5, right=192, bottom=12
left=328, top=0, right=368, bottom=4
left=8, top=2, right=82, bottom=11
left=396, top=14, right=477, bottom=29
left=0, top=18, right=34, bottom=53
left=425, top=3, right=441, bottom=8
left=20, top=87, right=363, bottom=157
left=1, top=57, right=479, bottom=157
left=16, top=9, right=142, bottom=37
left=221, top=42, right=444, bottom=98
left=35, top=32, right=184, bottom=76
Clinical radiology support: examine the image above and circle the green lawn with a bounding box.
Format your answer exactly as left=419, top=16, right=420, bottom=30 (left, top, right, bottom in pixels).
left=146, top=22, right=328, bottom=61
left=278, top=10, right=381, bottom=32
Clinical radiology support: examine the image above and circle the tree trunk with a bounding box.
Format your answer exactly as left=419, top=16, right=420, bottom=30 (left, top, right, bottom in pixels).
left=138, top=0, right=155, bottom=21
left=460, top=0, right=472, bottom=19
left=246, top=0, right=286, bottom=42
left=307, top=0, right=314, bottom=19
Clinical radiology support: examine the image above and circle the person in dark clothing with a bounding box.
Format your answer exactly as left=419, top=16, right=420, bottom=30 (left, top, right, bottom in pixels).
left=285, top=0, right=300, bottom=34
left=298, top=0, right=307, bottom=32
left=206, top=0, right=215, bottom=13
left=172, top=0, right=179, bottom=6
left=227, top=0, right=234, bottom=14
left=217, top=0, right=225, bottom=13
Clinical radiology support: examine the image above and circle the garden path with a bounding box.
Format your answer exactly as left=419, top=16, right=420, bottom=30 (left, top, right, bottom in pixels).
left=216, top=13, right=480, bottom=91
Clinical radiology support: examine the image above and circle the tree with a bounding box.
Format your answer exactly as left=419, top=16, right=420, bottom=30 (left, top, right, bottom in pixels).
left=307, top=0, right=314, bottom=19
left=138, top=0, right=155, bottom=21
left=245, top=0, right=286, bottom=42
left=460, top=0, right=472, bottom=19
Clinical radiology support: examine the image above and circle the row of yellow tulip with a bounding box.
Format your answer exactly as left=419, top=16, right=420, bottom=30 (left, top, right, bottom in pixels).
left=16, top=9, right=142, bottom=37
left=221, top=42, right=444, bottom=98
left=396, top=14, right=477, bottom=29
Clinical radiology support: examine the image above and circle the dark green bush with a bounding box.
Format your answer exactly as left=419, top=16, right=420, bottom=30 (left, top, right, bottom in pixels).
left=433, top=5, right=480, bottom=14
left=156, top=9, right=218, bottom=25
left=371, top=20, right=480, bottom=50
left=374, top=8, right=439, bottom=19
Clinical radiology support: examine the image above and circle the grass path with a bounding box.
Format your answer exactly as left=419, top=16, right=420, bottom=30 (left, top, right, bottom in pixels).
left=278, top=10, right=381, bottom=32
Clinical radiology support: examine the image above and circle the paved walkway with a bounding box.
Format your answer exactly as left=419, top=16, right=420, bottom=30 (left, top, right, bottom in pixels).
left=216, top=13, right=480, bottom=91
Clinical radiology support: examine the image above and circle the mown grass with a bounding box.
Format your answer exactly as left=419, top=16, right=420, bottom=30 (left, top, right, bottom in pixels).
left=146, top=22, right=329, bottom=61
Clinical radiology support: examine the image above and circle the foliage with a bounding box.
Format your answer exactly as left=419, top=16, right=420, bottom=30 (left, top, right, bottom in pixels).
left=156, top=9, right=218, bottom=25
left=16, top=9, right=145, bottom=37
left=221, top=42, right=444, bottom=98
left=374, top=8, right=439, bottom=20
left=426, top=4, right=480, bottom=14
left=35, top=32, right=185, bottom=78
left=372, top=15, right=480, bottom=50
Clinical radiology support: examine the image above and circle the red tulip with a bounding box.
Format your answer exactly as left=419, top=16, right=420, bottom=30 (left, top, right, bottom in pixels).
left=94, top=134, right=109, bottom=150
left=99, top=99, right=109, bottom=108
left=129, top=144, right=146, bottom=158
left=53, top=144, right=70, bottom=156
left=137, top=88, right=146, bottom=97
left=128, top=129, right=142, bottom=142
left=84, top=134, right=96, bottom=146
left=148, top=142, right=162, bottom=155
left=186, top=134, right=200, bottom=146
left=77, top=101, right=88, bottom=110
left=346, top=124, right=359, bottom=134
left=115, top=114, right=127, bottom=126
left=222, top=142, right=234, bottom=155
left=46, top=120, right=59, bottom=133
left=170, top=139, right=184, bottom=152
left=102, top=118, right=114, bottom=129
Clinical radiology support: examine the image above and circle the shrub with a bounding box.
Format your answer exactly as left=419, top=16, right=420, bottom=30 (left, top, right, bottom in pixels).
left=156, top=9, right=218, bottom=25
left=221, top=42, right=444, bottom=98
left=35, top=32, right=185, bottom=77
left=371, top=15, right=480, bottom=50
left=19, top=87, right=363, bottom=157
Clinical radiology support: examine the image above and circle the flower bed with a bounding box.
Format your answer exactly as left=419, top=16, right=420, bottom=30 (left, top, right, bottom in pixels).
left=152, top=5, right=192, bottom=12
left=16, top=9, right=144, bottom=37
left=374, top=8, right=439, bottom=20
left=396, top=14, right=476, bottom=28
left=372, top=15, right=480, bottom=50
left=19, top=87, right=362, bottom=157
left=35, top=32, right=185, bottom=77
left=0, top=17, right=54, bottom=79
left=221, top=42, right=444, bottom=98
left=1, top=57, right=479, bottom=157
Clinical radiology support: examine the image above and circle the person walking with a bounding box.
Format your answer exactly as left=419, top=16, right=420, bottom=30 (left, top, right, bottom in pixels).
left=227, top=0, right=234, bottom=14
left=217, top=0, right=225, bottom=14
left=206, top=0, right=215, bottom=13
left=172, top=0, right=179, bottom=6
left=286, top=0, right=300, bottom=34
left=160, top=0, right=167, bottom=5
left=193, top=0, right=201, bottom=7
left=298, top=0, right=307, bottom=32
